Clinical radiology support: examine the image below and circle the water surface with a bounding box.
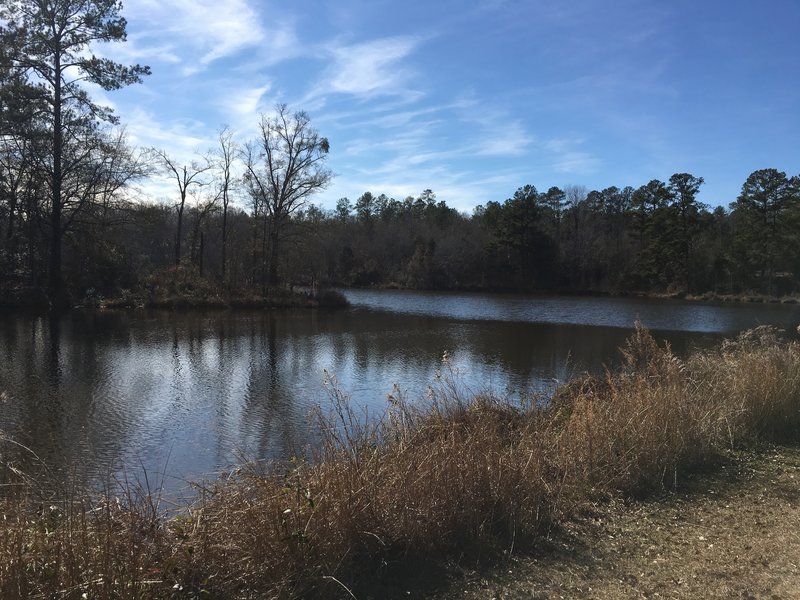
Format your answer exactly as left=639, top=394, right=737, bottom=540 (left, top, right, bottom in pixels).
left=0, top=290, right=797, bottom=489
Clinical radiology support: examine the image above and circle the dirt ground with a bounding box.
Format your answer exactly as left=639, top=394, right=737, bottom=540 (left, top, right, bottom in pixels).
left=433, top=445, right=800, bottom=600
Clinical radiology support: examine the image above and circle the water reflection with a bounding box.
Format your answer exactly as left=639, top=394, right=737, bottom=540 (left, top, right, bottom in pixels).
left=0, top=290, right=797, bottom=489
left=343, top=289, right=800, bottom=333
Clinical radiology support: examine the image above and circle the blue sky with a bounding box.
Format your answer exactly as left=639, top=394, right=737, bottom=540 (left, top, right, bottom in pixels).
left=96, top=0, right=800, bottom=213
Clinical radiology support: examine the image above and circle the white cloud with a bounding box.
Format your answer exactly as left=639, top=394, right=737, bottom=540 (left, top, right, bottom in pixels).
left=120, top=0, right=268, bottom=73
left=124, top=109, right=207, bottom=152
left=541, top=138, right=601, bottom=175
left=194, top=7, right=264, bottom=65
left=121, top=108, right=216, bottom=201
left=215, top=82, right=273, bottom=126
left=456, top=103, right=534, bottom=157
left=341, top=121, right=440, bottom=158
left=476, top=121, right=533, bottom=157
left=121, top=107, right=216, bottom=204
left=325, top=164, right=519, bottom=213
left=98, top=35, right=181, bottom=66
left=312, top=36, right=422, bottom=99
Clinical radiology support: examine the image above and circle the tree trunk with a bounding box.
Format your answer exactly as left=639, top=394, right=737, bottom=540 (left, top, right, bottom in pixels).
left=49, top=54, right=65, bottom=305
left=175, top=191, right=185, bottom=266
left=268, top=221, right=280, bottom=290
left=221, top=203, right=228, bottom=285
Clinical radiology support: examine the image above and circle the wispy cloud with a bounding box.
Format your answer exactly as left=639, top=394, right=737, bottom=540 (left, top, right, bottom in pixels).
left=120, top=107, right=220, bottom=201
left=94, top=0, right=791, bottom=214
left=454, top=101, right=534, bottom=157
left=119, top=0, right=267, bottom=73
left=124, top=108, right=210, bottom=160
left=329, top=161, right=524, bottom=213
left=540, top=138, right=601, bottom=175
left=311, top=36, right=422, bottom=99
left=97, top=34, right=181, bottom=66
left=213, top=82, right=273, bottom=128
left=475, top=120, right=533, bottom=157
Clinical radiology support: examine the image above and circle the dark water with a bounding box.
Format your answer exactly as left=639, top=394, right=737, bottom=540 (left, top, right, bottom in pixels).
left=1, top=290, right=798, bottom=489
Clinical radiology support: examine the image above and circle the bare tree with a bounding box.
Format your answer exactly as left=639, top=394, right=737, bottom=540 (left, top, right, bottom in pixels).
left=187, top=190, right=218, bottom=276
left=213, top=126, right=237, bottom=284
left=242, top=104, right=332, bottom=290
left=93, top=128, right=153, bottom=226
left=154, top=149, right=211, bottom=266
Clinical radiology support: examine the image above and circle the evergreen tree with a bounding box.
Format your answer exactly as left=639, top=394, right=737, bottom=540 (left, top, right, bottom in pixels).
left=668, top=173, right=706, bottom=291
left=731, top=168, right=800, bottom=294
left=0, top=0, right=149, bottom=303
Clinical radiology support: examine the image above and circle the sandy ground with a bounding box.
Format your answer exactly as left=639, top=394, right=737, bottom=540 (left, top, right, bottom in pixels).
left=432, top=445, right=800, bottom=600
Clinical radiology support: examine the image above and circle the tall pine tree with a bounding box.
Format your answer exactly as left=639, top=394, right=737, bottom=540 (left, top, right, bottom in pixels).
left=0, top=0, right=149, bottom=303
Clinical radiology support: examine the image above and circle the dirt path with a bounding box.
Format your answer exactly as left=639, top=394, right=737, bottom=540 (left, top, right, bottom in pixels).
left=437, top=446, right=800, bottom=599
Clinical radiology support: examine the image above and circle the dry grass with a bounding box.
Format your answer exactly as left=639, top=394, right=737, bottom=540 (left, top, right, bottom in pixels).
left=439, top=445, right=800, bottom=599
left=2, top=324, right=800, bottom=598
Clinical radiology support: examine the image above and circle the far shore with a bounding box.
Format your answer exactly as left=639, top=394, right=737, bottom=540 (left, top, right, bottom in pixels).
left=3, top=281, right=800, bottom=314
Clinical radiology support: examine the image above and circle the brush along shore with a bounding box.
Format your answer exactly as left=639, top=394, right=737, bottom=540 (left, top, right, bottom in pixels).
left=2, top=324, right=800, bottom=599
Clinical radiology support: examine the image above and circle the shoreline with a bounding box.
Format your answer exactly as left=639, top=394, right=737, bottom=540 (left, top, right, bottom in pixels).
left=3, top=282, right=799, bottom=313
left=343, top=282, right=800, bottom=305
left=0, top=288, right=350, bottom=313
left=2, top=325, right=799, bottom=597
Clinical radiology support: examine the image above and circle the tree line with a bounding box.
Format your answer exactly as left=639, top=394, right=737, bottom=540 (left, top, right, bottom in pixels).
left=0, top=0, right=332, bottom=306
left=2, top=0, right=799, bottom=307
left=273, top=170, right=800, bottom=297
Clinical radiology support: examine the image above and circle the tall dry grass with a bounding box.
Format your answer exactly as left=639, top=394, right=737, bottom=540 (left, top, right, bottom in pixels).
left=2, top=324, right=799, bottom=598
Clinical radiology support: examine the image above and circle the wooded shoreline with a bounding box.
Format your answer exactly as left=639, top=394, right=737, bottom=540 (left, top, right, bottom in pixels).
left=4, top=275, right=800, bottom=313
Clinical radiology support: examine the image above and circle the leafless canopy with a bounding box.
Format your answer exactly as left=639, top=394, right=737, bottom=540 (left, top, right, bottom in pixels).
left=242, top=104, right=332, bottom=287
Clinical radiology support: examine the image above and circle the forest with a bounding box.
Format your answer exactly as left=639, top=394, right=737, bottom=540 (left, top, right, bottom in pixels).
left=1, top=0, right=800, bottom=307
left=3, top=157, right=800, bottom=306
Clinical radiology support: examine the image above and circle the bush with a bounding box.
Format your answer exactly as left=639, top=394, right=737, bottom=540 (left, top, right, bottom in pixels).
left=141, top=265, right=225, bottom=307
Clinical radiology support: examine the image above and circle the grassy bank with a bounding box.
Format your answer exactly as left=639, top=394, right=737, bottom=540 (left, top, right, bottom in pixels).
left=98, top=267, right=349, bottom=310
left=2, top=325, right=800, bottom=598
left=1, top=266, right=350, bottom=311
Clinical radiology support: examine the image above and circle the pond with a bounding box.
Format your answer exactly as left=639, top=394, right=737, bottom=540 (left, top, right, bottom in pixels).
left=0, top=290, right=797, bottom=490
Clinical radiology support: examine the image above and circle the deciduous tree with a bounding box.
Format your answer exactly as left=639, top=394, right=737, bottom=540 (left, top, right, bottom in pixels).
left=242, top=104, right=332, bottom=289
left=213, top=126, right=237, bottom=283
left=154, top=149, right=211, bottom=266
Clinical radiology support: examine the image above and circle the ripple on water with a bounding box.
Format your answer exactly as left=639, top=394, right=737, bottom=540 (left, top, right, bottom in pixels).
left=1, top=296, right=796, bottom=493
